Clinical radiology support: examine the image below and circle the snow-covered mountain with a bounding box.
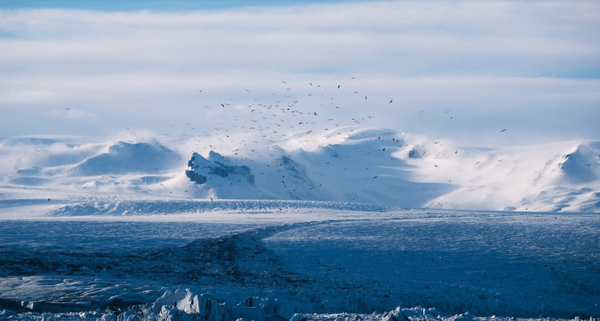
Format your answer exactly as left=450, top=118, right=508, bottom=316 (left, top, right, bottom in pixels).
left=1, top=129, right=600, bottom=321
left=72, top=141, right=180, bottom=176
left=422, top=141, right=600, bottom=212
left=1, top=127, right=600, bottom=212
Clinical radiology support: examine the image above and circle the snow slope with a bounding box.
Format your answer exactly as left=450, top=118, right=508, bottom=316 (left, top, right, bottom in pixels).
left=72, top=140, right=180, bottom=176
left=421, top=141, right=600, bottom=212
left=3, top=127, right=599, bottom=212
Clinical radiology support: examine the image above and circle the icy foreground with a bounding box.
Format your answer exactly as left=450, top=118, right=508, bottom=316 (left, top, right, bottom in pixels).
left=0, top=200, right=599, bottom=320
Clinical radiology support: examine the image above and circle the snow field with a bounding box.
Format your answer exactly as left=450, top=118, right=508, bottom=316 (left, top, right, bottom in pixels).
left=0, top=204, right=599, bottom=320
left=2, top=127, right=600, bottom=212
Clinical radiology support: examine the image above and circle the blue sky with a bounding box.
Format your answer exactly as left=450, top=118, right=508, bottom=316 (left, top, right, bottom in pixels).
left=1, top=0, right=599, bottom=146
left=0, top=0, right=351, bottom=11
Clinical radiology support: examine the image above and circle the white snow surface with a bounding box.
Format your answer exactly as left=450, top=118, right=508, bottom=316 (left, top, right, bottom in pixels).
left=1, top=127, right=600, bottom=212
left=1, top=128, right=600, bottom=320
left=0, top=204, right=599, bottom=321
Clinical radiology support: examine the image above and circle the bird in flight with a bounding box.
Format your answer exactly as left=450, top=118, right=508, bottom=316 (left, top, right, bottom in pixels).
left=500, top=129, right=506, bottom=132
left=389, top=100, right=393, bottom=104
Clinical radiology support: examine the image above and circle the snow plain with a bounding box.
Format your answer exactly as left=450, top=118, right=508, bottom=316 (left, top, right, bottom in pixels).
left=1, top=127, right=599, bottom=321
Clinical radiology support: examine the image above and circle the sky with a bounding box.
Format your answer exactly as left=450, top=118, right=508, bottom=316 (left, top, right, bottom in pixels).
left=1, top=0, right=599, bottom=146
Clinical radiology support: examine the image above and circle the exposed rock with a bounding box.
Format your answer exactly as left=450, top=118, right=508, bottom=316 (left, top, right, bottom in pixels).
left=277, top=155, right=318, bottom=199
left=408, top=145, right=426, bottom=159
left=185, top=152, right=255, bottom=186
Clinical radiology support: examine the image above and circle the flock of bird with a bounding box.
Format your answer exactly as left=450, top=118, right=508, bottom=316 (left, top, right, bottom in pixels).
left=186, top=77, right=510, bottom=158
left=121, top=77, right=508, bottom=199
left=24, top=77, right=513, bottom=204
left=147, top=77, right=402, bottom=197
left=184, top=78, right=402, bottom=160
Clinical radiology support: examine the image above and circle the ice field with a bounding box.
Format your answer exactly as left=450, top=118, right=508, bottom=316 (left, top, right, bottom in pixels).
left=0, top=198, right=599, bottom=321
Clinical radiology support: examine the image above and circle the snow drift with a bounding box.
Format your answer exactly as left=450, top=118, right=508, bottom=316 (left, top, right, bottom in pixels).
left=559, top=144, right=600, bottom=184
left=2, top=128, right=600, bottom=211
left=72, top=140, right=180, bottom=176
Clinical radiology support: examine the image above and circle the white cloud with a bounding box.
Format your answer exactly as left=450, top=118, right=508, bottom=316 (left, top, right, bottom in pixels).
left=48, top=108, right=98, bottom=121
left=0, top=1, right=599, bottom=144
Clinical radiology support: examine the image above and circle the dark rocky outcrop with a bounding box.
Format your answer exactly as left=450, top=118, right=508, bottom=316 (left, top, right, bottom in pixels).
left=185, top=152, right=255, bottom=186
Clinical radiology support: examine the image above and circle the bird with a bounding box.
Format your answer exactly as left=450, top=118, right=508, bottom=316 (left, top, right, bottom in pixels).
left=365, top=96, right=367, bottom=100
left=337, top=85, right=341, bottom=89
left=389, top=100, right=393, bottom=104
left=500, top=129, right=506, bottom=132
